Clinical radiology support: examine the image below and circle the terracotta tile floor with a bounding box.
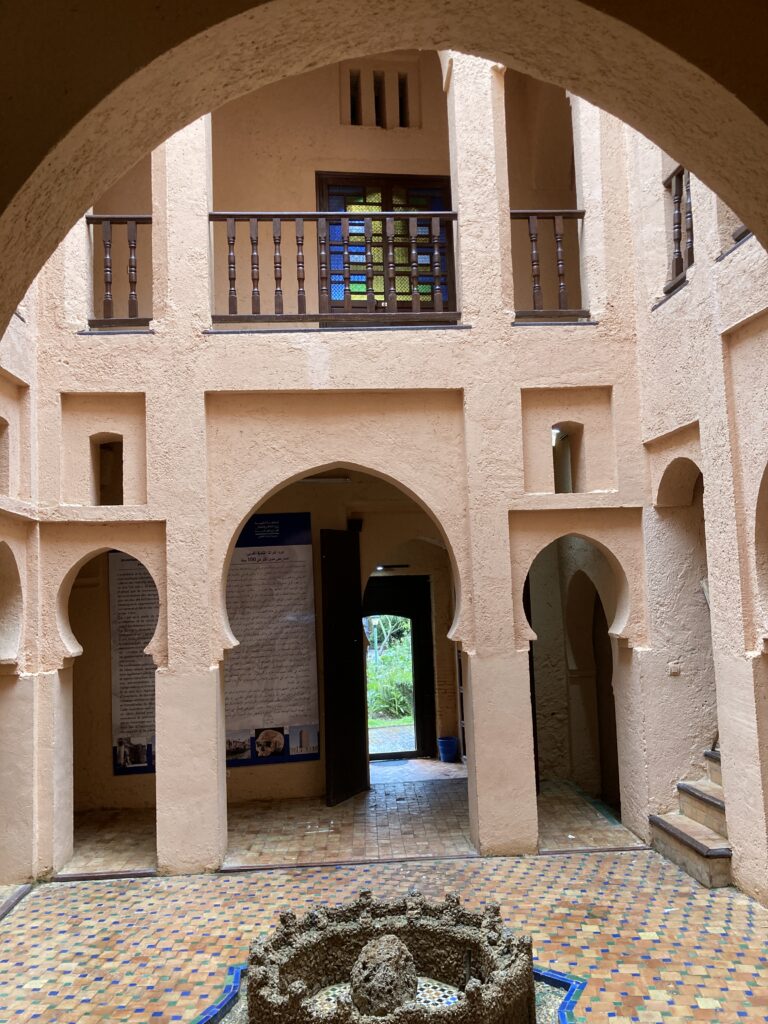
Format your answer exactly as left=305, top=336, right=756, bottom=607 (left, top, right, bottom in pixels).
left=61, top=775, right=643, bottom=877
left=369, top=757, right=468, bottom=782
left=224, top=777, right=474, bottom=867
left=61, top=808, right=158, bottom=876
left=368, top=724, right=416, bottom=754
left=2, top=850, right=767, bottom=1022
left=538, top=780, right=645, bottom=852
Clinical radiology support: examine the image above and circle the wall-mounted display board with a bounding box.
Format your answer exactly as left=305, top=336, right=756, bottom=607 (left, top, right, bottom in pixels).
left=107, top=513, right=320, bottom=775
left=224, top=512, right=320, bottom=767
left=109, top=552, right=158, bottom=774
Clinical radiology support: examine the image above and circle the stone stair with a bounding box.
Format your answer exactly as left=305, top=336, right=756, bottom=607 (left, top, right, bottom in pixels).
left=649, top=747, right=732, bottom=887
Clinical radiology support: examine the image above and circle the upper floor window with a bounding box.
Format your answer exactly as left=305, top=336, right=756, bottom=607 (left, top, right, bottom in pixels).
left=0, top=418, right=9, bottom=495
left=663, top=165, right=694, bottom=294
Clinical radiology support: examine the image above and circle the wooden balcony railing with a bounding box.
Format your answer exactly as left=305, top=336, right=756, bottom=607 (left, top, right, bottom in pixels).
left=663, top=166, right=694, bottom=294
left=510, top=209, right=588, bottom=320
left=209, top=211, right=459, bottom=324
left=86, top=214, right=152, bottom=327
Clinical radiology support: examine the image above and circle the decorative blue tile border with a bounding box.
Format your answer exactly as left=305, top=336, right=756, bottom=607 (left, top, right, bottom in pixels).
left=533, top=965, right=587, bottom=1024
left=191, top=964, right=244, bottom=1024
left=192, top=962, right=586, bottom=1024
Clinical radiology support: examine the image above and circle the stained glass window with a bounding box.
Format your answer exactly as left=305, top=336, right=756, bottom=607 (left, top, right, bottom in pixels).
left=318, top=175, right=452, bottom=310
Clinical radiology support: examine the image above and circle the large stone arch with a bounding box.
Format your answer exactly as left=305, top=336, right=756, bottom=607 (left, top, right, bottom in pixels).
left=4, top=0, right=768, bottom=330
left=216, top=460, right=466, bottom=657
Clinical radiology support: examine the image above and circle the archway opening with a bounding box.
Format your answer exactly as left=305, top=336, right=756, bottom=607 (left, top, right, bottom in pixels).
left=63, top=550, right=159, bottom=875
left=524, top=534, right=643, bottom=851
left=221, top=467, right=470, bottom=869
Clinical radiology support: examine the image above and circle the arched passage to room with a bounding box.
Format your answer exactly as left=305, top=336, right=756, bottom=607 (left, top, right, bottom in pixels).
left=644, top=457, right=721, bottom=826
left=220, top=466, right=471, bottom=869
left=61, top=549, right=160, bottom=875
left=524, top=533, right=645, bottom=852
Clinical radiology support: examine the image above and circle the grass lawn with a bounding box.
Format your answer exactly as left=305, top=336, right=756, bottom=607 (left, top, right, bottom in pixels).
left=367, top=715, right=414, bottom=730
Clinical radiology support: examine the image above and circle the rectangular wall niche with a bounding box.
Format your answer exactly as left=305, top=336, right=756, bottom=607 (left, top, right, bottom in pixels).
left=60, top=393, right=147, bottom=506
left=521, top=386, right=617, bottom=494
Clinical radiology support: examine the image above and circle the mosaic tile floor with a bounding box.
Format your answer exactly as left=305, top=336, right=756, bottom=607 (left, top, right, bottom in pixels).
left=61, top=776, right=642, bottom=877
left=1, top=850, right=767, bottom=1022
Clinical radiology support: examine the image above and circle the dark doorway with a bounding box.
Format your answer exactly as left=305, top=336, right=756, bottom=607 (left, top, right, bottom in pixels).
left=593, top=594, right=620, bottom=813
left=362, top=575, right=437, bottom=759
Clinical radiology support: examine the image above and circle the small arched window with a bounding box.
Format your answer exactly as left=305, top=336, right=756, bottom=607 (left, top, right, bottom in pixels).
left=552, top=421, right=584, bottom=493
left=90, top=433, right=124, bottom=505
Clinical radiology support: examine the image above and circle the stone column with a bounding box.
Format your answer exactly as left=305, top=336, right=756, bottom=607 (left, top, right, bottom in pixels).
left=440, top=52, right=514, bottom=322
left=151, top=117, right=228, bottom=873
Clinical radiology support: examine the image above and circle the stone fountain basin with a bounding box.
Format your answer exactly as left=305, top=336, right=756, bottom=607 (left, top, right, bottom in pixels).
left=247, top=890, right=536, bottom=1023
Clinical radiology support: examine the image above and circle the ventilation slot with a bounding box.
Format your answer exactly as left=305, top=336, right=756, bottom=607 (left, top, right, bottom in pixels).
left=349, top=70, right=362, bottom=126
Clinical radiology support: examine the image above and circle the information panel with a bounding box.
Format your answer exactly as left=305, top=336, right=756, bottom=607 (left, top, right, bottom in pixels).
left=224, top=512, right=320, bottom=766
left=107, top=513, right=320, bottom=774
left=109, top=552, right=158, bottom=774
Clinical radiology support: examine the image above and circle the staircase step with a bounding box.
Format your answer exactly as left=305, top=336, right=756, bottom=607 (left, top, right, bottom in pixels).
left=677, top=779, right=727, bottom=837
left=704, top=748, right=722, bottom=785
left=649, top=812, right=732, bottom=888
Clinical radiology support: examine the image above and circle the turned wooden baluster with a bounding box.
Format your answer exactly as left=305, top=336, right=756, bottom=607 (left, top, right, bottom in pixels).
left=527, top=214, right=543, bottom=310
left=249, top=218, right=260, bottom=314
left=226, top=217, right=238, bottom=315
left=554, top=215, right=568, bottom=310
left=409, top=217, right=420, bottom=313
left=669, top=172, right=684, bottom=280
left=127, top=219, right=138, bottom=318
left=385, top=217, right=397, bottom=312
left=318, top=217, right=330, bottom=314
left=341, top=217, right=352, bottom=311
left=364, top=218, right=375, bottom=312
left=684, top=170, right=694, bottom=267
left=273, top=217, right=283, bottom=315
left=295, top=217, right=306, bottom=315
left=101, top=219, right=114, bottom=319
left=431, top=217, right=443, bottom=312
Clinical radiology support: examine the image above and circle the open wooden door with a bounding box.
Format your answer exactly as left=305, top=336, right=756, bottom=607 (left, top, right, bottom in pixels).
left=321, top=528, right=369, bottom=806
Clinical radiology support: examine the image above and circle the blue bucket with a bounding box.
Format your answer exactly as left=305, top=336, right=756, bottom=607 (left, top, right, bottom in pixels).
left=437, top=736, right=459, bottom=763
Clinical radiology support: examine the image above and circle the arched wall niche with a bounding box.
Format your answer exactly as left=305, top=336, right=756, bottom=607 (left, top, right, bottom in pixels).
left=4, top=0, right=768, bottom=331
left=655, top=456, right=703, bottom=508
left=216, top=460, right=466, bottom=658
left=55, top=544, right=167, bottom=670
left=0, top=541, right=23, bottom=667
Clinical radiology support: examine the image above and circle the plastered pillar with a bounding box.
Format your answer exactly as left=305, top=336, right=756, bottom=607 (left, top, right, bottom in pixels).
left=461, top=380, right=538, bottom=854
left=0, top=671, right=36, bottom=880
left=571, top=98, right=634, bottom=320
left=463, top=649, right=538, bottom=854
left=32, top=668, right=74, bottom=875
left=440, top=52, right=513, bottom=321
left=151, top=116, right=227, bottom=873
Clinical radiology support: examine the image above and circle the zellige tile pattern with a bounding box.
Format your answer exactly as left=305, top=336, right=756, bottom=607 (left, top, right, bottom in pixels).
left=0, top=850, right=767, bottom=1022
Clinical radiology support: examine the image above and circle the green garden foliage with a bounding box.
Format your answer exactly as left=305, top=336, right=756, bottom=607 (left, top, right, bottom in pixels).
left=364, top=615, right=415, bottom=721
